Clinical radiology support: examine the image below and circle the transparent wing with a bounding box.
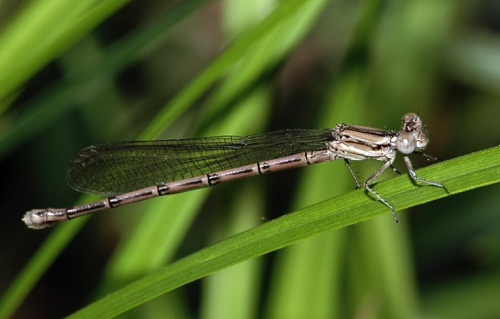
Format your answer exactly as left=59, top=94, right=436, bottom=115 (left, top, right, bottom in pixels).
left=67, top=129, right=333, bottom=195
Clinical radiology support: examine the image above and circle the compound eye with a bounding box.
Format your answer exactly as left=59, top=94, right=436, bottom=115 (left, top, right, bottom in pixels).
left=396, top=131, right=416, bottom=154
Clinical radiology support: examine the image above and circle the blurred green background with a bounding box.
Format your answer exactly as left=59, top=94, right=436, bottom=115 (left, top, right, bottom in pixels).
left=0, top=0, right=499, bottom=318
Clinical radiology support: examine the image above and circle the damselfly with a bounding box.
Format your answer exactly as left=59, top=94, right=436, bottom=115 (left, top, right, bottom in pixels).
left=23, top=113, right=448, bottom=229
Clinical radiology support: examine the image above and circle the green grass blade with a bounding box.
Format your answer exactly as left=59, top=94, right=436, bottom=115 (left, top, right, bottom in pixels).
left=0, top=210, right=90, bottom=319
left=0, top=0, right=210, bottom=158
left=67, top=146, right=500, bottom=318
left=139, top=0, right=316, bottom=139
left=0, top=0, right=130, bottom=111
